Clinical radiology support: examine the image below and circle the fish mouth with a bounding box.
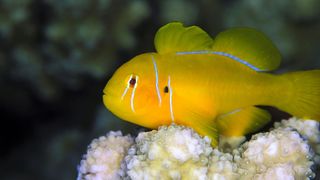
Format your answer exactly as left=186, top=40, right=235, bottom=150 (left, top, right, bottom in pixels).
left=102, top=88, right=111, bottom=101
left=102, top=90, right=114, bottom=101
left=103, top=86, right=112, bottom=97
left=102, top=91, right=113, bottom=109
left=102, top=91, right=108, bottom=100
left=102, top=89, right=120, bottom=105
left=102, top=90, right=108, bottom=96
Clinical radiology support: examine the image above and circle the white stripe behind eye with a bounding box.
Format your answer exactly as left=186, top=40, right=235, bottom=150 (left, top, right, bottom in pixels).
left=121, top=75, right=133, bottom=100
left=151, top=55, right=162, bottom=106
left=168, top=76, right=175, bottom=123
left=130, top=76, right=138, bottom=113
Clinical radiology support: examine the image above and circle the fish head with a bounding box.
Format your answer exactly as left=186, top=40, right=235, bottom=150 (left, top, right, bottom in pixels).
left=103, top=53, right=169, bottom=128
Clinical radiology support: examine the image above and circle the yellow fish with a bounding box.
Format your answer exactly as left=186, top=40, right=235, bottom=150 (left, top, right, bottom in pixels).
left=103, top=22, right=320, bottom=146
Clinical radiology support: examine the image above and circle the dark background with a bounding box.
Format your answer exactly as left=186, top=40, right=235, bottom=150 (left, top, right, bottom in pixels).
left=0, top=0, right=319, bottom=179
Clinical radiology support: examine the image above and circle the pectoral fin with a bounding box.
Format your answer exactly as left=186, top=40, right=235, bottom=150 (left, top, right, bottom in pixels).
left=216, top=106, right=271, bottom=137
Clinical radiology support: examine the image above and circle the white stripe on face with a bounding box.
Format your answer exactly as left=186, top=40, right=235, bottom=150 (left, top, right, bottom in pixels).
left=121, top=74, right=133, bottom=100
left=130, top=76, right=139, bottom=113
left=168, top=76, right=174, bottom=123
left=151, top=55, right=162, bottom=106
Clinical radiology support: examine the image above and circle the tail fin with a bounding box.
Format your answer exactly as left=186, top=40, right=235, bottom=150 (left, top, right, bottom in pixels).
left=279, top=70, right=320, bottom=121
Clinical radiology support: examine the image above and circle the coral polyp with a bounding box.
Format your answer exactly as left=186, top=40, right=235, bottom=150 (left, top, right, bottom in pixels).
left=78, top=117, right=319, bottom=180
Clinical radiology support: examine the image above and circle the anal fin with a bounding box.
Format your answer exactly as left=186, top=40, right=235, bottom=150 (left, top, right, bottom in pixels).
left=193, top=120, right=219, bottom=147
left=184, top=117, right=219, bottom=147
left=216, top=106, right=271, bottom=137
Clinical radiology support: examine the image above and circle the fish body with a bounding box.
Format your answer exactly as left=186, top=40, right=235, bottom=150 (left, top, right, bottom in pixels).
left=103, top=22, right=320, bottom=146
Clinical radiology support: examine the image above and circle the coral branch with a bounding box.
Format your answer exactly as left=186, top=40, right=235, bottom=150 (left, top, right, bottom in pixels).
left=78, top=118, right=319, bottom=179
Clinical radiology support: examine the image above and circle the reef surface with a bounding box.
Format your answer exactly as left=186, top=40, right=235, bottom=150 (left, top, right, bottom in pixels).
left=78, top=117, right=319, bottom=180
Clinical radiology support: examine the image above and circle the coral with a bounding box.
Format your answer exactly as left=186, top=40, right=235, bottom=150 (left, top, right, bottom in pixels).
left=123, top=125, right=212, bottom=179
left=236, top=128, right=314, bottom=179
left=77, top=131, right=133, bottom=180
left=207, top=149, right=239, bottom=180
left=78, top=117, right=319, bottom=179
left=274, top=117, right=320, bottom=164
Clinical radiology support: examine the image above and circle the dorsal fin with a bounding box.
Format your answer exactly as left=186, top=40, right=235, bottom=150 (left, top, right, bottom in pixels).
left=154, top=22, right=213, bottom=54
left=212, top=27, right=281, bottom=71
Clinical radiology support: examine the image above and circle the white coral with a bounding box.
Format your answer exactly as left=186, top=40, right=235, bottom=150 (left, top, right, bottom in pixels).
left=78, top=118, right=319, bottom=180
left=207, top=149, right=239, bottom=180
left=275, top=117, right=320, bottom=164
left=123, top=125, right=213, bottom=180
left=77, top=131, right=133, bottom=180
left=237, top=128, right=315, bottom=179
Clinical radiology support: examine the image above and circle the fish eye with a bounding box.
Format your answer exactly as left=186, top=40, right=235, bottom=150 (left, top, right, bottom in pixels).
left=164, top=86, right=169, bottom=93
left=129, top=76, right=137, bottom=88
